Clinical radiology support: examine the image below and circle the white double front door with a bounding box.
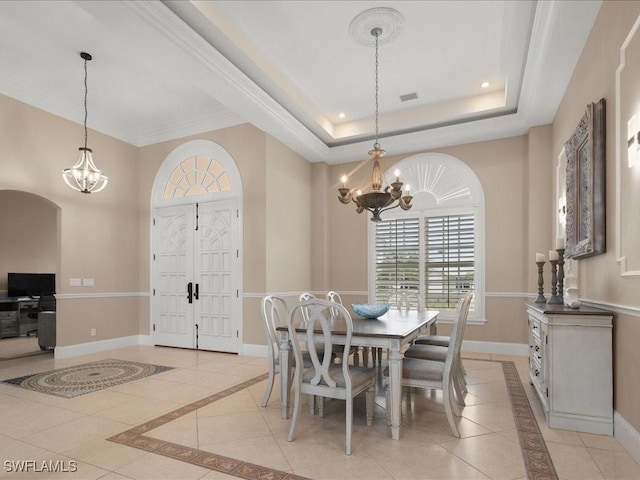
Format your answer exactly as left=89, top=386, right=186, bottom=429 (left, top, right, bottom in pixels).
left=152, top=201, right=240, bottom=352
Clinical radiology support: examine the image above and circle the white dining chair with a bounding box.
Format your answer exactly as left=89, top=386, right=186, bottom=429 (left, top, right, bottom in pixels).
left=326, top=291, right=362, bottom=367
left=262, top=295, right=318, bottom=412
left=404, top=293, right=473, bottom=405
left=260, top=295, right=289, bottom=407
left=395, top=290, right=422, bottom=311
left=371, top=290, right=423, bottom=367
left=287, top=298, right=376, bottom=455
left=413, top=291, right=473, bottom=388
left=382, top=292, right=472, bottom=438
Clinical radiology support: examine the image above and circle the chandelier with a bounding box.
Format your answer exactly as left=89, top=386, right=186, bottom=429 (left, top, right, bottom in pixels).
left=338, top=21, right=412, bottom=222
left=62, top=52, right=108, bottom=194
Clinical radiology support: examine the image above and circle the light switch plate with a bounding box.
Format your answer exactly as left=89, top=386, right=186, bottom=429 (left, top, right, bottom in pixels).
left=69, top=278, right=82, bottom=287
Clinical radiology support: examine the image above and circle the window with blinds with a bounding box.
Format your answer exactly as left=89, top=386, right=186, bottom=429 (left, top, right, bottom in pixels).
left=374, top=218, right=420, bottom=308
left=374, top=213, right=475, bottom=312
left=425, top=214, right=474, bottom=309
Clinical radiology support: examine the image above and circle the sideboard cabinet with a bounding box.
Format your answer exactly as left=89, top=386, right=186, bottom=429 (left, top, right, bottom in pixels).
left=526, top=303, right=613, bottom=435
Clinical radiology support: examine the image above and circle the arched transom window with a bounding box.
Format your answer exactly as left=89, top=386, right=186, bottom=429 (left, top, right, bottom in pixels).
left=152, top=139, right=242, bottom=208
left=163, top=156, right=231, bottom=200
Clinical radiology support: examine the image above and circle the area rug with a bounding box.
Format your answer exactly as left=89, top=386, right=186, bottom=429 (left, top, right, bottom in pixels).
left=1, top=359, right=174, bottom=398
left=108, top=360, right=557, bottom=480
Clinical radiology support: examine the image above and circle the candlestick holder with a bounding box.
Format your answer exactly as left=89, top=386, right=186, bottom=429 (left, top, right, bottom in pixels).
left=535, top=261, right=546, bottom=303
left=556, top=248, right=565, bottom=304
left=547, top=259, right=562, bottom=304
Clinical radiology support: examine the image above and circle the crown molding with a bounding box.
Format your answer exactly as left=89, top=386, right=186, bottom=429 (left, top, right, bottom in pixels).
left=124, top=1, right=329, bottom=160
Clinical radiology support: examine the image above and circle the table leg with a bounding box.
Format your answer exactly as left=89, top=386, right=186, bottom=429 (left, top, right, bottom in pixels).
left=279, top=332, right=292, bottom=419
left=387, top=343, right=403, bottom=440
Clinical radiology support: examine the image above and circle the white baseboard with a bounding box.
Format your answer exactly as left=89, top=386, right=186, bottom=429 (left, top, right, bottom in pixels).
left=462, top=340, right=529, bottom=356
left=615, top=411, right=640, bottom=465
left=241, top=344, right=268, bottom=358
left=54, top=335, right=150, bottom=359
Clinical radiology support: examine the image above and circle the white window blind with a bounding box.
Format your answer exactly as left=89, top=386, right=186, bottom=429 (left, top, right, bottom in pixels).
left=374, top=213, right=475, bottom=313
left=374, top=218, right=420, bottom=308
left=425, top=214, right=474, bottom=309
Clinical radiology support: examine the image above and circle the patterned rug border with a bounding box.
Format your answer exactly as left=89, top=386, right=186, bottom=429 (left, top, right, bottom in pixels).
left=1, top=358, right=175, bottom=398
left=107, top=360, right=557, bottom=480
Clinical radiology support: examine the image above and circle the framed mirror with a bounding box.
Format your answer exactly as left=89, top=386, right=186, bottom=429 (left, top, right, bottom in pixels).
left=564, top=98, right=606, bottom=259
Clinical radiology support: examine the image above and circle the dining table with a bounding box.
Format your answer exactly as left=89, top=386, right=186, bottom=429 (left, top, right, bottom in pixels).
left=277, top=307, right=439, bottom=440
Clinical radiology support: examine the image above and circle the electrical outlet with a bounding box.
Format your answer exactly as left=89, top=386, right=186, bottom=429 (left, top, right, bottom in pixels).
left=90, top=328, right=96, bottom=337
left=83, top=278, right=94, bottom=287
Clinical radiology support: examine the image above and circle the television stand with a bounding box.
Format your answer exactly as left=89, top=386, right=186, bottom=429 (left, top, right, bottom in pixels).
left=0, top=299, right=38, bottom=338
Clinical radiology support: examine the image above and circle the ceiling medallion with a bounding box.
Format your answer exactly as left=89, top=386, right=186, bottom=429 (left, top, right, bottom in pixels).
left=338, top=9, right=412, bottom=222
left=348, top=7, right=404, bottom=46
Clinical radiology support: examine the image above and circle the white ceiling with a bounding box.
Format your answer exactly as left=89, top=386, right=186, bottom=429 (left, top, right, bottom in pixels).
left=0, top=0, right=602, bottom=164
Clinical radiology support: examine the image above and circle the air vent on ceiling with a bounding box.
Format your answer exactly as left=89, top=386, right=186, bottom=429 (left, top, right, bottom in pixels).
left=399, top=92, right=418, bottom=102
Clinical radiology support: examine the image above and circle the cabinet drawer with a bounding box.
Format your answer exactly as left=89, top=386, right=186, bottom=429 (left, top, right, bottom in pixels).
left=0, top=311, right=17, bottom=320
left=0, top=322, right=18, bottom=335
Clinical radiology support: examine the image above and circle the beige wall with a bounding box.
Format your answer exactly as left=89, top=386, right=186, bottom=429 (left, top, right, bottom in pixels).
left=0, top=94, right=140, bottom=346
left=0, top=190, right=58, bottom=291
left=265, top=135, right=312, bottom=293
left=550, top=0, right=640, bottom=432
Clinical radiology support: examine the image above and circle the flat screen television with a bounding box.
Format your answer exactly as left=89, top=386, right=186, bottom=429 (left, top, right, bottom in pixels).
left=7, top=273, right=56, bottom=298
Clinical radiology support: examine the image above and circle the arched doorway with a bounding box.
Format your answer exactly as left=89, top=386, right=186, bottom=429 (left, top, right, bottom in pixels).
left=150, top=140, right=243, bottom=352
left=0, top=190, right=60, bottom=359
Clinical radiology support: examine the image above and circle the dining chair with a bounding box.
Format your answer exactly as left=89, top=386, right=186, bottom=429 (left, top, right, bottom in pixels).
left=382, top=292, right=472, bottom=438
left=262, top=295, right=317, bottom=412
left=287, top=298, right=376, bottom=455
left=404, top=293, right=473, bottom=405
left=326, top=291, right=363, bottom=367
left=261, top=295, right=289, bottom=407
left=388, top=290, right=422, bottom=311
left=412, top=291, right=473, bottom=387
left=371, top=290, right=423, bottom=367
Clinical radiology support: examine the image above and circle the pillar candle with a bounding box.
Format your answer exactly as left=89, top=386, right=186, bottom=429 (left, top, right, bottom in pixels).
left=549, top=250, right=560, bottom=261
left=536, top=253, right=545, bottom=262
left=556, top=236, right=565, bottom=249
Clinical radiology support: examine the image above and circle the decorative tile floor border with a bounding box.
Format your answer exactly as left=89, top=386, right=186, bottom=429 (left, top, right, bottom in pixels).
left=501, top=361, right=558, bottom=480
left=108, top=372, right=310, bottom=480
left=108, top=361, right=557, bottom=480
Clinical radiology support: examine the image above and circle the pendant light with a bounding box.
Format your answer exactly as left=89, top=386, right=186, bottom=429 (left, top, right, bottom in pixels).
left=62, top=52, right=108, bottom=194
left=338, top=10, right=412, bottom=222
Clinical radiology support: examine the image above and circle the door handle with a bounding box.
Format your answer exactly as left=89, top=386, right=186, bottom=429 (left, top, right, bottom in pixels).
left=194, top=283, right=199, bottom=300
left=187, top=282, right=193, bottom=304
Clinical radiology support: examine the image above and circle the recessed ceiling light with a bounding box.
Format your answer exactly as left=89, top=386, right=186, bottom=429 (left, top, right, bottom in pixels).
left=338, top=112, right=346, bottom=119
left=481, top=81, right=490, bottom=89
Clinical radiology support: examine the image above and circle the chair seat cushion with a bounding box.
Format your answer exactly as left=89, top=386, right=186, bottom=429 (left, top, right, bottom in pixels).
left=405, top=344, right=448, bottom=361
left=302, top=365, right=375, bottom=389
left=414, top=334, right=450, bottom=347
left=383, top=358, right=444, bottom=382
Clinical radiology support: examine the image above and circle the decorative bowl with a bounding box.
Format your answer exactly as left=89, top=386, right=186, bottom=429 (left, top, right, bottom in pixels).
left=352, top=303, right=389, bottom=319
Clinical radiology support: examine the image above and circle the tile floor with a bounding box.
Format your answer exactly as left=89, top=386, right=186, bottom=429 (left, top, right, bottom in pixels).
left=0, top=346, right=638, bottom=480
left=0, top=336, right=44, bottom=360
